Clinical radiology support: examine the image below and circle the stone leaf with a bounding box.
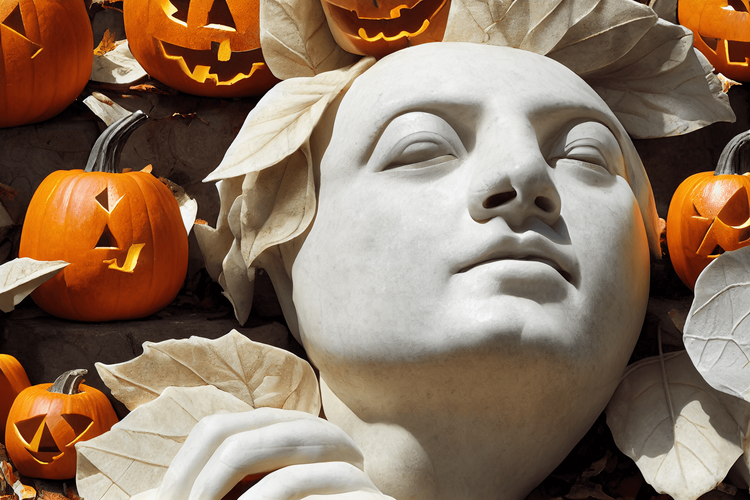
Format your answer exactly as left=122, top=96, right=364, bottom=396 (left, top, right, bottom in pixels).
left=83, top=93, right=132, bottom=127
left=0, top=258, right=68, bottom=313
left=606, top=351, right=750, bottom=500
left=203, top=56, right=375, bottom=183
left=443, top=0, right=734, bottom=139
left=260, top=0, right=358, bottom=79
left=95, top=330, right=320, bottom=415
left=76, top=385, right=253, bottom=500
left=90, top=41, right=147, bottom=86
left=684, top=245, right=750, bottom=402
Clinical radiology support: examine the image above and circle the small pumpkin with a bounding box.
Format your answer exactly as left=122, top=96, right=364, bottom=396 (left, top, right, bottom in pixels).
left=321, top=0, right=451, bottom=59
left=19, top=111, right=189, bottom=321
left=0, top=0, right=94, bottom=127
left=666, top=129, right=750, bottom=289
left=0, top=354, right=31, bottom=443
left=124, top=0, right=278, bottom=97
left=679, top=0, right=750, bottom=82
left=5, top=369, right=118, bottom=479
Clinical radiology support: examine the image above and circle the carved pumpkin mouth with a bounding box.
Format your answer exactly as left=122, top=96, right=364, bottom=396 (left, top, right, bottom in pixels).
left=323, top=0, right=449, bottom=41
left=157, top=38, right=266, bottom=85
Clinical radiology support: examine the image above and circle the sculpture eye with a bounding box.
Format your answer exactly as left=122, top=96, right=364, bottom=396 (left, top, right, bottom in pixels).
left=549, top=121, right=623, bottom=176
left=370, top=112, right=465, bottom=172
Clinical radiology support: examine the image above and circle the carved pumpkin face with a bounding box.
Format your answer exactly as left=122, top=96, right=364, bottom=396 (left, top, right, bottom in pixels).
left=679, top=0, right=750, bottom=81
left=0, top=0, right=93, bottom=127
left=124, top=0, right=278, bottom=97
left=19, top=168, right=189, bottom=321
left=5, top=370, right=118, bottom=480
left=321, top=0, right=451, bottom=58
left=667, top=172, right=750, bottom=289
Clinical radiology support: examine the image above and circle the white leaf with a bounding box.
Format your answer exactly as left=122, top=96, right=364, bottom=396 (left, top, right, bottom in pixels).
left=0, top=258, right=68, bottom=313
left=441, top=0, right=734, bottom=138
left=90, top=41, right=147, bottom=86
left=203, top=57, right=375, bottom=183
left=83, top=93, right=132, bottom=126
left=76, top=386, right=253, bottom=500
left=606, top=351, right=749, bottom=500
left=684, top=245, right=750, bottom=402
left=95, top=330, right=320, bottom=415
left=260, top=0, right=358, bottom=79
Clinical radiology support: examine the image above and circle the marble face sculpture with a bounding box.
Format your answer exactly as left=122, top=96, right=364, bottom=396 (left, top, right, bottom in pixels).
left=154, top=43, right=658, bottom=500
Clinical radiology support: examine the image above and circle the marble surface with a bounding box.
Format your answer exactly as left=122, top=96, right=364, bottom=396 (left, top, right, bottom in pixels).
left=152, top=43, right=656, bottom=500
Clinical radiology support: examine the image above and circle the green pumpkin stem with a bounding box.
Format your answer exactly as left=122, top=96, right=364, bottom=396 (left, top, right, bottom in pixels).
left=48, top=369, right=87, bottom=395
left=84, top=110, right=148, bottom=174
left=716, top=129, right=750, bottom=176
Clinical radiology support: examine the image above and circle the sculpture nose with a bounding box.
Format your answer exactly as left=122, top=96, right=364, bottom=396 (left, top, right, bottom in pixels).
left=468, top=151, right=561, bottom=228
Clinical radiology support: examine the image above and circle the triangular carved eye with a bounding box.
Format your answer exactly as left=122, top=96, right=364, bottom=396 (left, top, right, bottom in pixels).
left=62, top=413, right=94, bottom=445
left=169, top=0, right=190, bottom=23
left=14, top=414, right=45, bottom=446
left=207, top=0, right=236, bottom=30
left=1, top=3, right=26, bottom=36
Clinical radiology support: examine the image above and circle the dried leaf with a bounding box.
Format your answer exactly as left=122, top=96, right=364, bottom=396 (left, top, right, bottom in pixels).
left=259, top=0, right=359, bottom=79
left=158, top=177, right=198, bottom=236
left=0, top=258, right=68, bottom=313
left=95, top=330, right=320, bottom=414
left=0, top=183, right=17, bottom=201
left=0, top=462, right=35, bottom=500
left=128, top=83, right=173, bottom=95
left=442, top=0, right=734, bottom=138
left=94, top=29, right=116, bottom=56
left=684, top=245, right=750, bottom=402
left=606, top=351, right=750, bottom=500
left=203, top=56, right=375, bottom=183
left=40, top=491, right=67, bottom=500
left=76, top=386, right=253, bottom=500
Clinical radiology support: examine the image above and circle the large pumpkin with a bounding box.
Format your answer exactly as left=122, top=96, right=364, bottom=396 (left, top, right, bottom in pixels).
left=19, top=111, right=189, bottom=321
left=0, top=354, right=31, bottom=443
left=124, top=0, right=277, bottom=97
left=679, top=0, right=750, bottom=81
left=5, top=369, right=118, bottom=480
left=0, top=0, right=93, bottom=127
left=667, top=129, right=750, bottom=289
left=321, top=0, right=451, bottom=58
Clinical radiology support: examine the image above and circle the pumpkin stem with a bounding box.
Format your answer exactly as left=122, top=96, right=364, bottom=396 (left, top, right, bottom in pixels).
left=84, top=110, right=148, bottom=174
left=48, top=369, right=87, bottom=395
left=716, top=129, right=750, bottom=176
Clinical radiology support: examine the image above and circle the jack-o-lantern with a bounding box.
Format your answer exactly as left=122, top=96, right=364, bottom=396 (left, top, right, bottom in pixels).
left=0, top=354, right=31, bottom=443
left=321, top=0, right=451, bottom=58
left=124, top=0, right=278, bottom=97
left=19, top=111, right=189, bottom=322
left=679, top=0, right=750, bottom=81
left=0, top=0, right=93, bottom=128
left=5, top=369, right=118, bottom=480
left=667, top=129, right=750, bottom=289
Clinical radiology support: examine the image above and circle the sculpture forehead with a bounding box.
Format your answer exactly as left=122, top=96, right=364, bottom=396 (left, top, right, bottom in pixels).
left=339, top=42, right=617, bottom=129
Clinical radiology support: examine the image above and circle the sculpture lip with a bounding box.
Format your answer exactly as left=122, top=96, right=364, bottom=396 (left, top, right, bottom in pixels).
left=457, top=235, right=578, bottom=285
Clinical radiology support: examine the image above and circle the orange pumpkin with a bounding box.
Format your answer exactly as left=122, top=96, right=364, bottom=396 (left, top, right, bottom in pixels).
left=321, top=0, right=451, bottom=58
left=124, top=0, right=278, bottom=97
left=0, top=354, right=31, bottom=443
left=0, top=0, right=93, bottom=127
left=667, top=129, right=750, bottom=289
left=679, top=0, right=750, bottom=81
left=19, top=111, right=189, bottom=321
left=5, top=369, right=118, bottom=479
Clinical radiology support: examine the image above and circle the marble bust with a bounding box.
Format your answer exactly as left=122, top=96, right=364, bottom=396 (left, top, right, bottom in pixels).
left=145, top=42, right=661, bottom=500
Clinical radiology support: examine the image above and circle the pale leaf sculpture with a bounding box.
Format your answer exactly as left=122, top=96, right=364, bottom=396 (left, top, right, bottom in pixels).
left=606, top=351, right=750, bottom=500
left=76, top=386, right=253, bottom=500
left=94, top=330, right=320, bottom=414
left=0, top=258, right=68, bottom=313
left=153, top=1, right=739, bottom=499
left=684, top=245, right=750, bottom=401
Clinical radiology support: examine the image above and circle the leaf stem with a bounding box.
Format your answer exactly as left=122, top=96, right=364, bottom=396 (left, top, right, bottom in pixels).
left=658, top=325, right=676, bottom=425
